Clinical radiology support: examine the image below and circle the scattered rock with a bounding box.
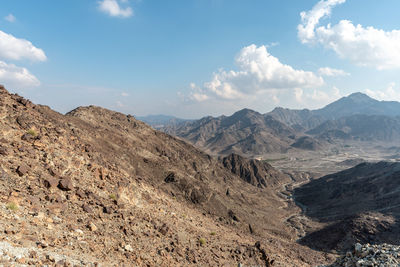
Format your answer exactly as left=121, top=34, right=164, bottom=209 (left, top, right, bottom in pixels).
left=103, top=206, right=113, bottom=214
left=164, top=172, right=176, bottom=183
left=228, top=210, right=240, bottom=222
left=249, top=224, right=254, bottom=234
left=48, top=168, right=61, bottom=177
left=159, top=223, right=169, bottom=236
left=82, top=204, right=93, bottom=213
left=58, top=178, right=74, bottom=191
left=44, top=177, right=59, bottom=189
left=0, top=145, right=7, bottom=155
left=323, top=243, right=400, bottom=267
left=124, top=244, right=134, bottom=252
left=16, top=164, right=29, bottom=176
left=88, top=222, right=97, bottom=232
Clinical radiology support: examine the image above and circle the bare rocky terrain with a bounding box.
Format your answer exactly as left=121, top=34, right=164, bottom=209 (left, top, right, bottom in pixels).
left=294, top=162, right=400, bottom=254
left=162, top=93, right=400, bottom=171
left=3, top=84, right=400, bottom=266
left=0, top=86, right=337, bottom=266
left=162, top=108, right=297, bottom=156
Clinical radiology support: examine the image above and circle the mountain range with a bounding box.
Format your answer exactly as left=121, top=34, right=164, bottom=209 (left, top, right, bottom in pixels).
left=137, top=114, right=191, bottom=129
left=2, top=85, right=400, bottom=265
left=161, top=93, right=400, bottom=156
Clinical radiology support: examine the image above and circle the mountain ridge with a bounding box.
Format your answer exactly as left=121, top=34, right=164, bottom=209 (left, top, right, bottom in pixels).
left=162, top=92, right=400, bottom=155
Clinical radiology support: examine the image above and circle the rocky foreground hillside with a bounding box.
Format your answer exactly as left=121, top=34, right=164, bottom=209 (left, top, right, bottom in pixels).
left=0, top=86, right=333, bottom=266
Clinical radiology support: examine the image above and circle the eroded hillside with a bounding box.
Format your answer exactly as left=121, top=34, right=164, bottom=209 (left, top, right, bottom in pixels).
left=0, top=86, right=332, bottom=266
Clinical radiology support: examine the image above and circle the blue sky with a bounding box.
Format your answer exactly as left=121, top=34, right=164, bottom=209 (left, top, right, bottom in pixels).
left=1, top=0, right=400, bottom=118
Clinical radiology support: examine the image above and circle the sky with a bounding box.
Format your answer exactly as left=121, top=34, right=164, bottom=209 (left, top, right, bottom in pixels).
left=1, top=0, right=400, bottom=119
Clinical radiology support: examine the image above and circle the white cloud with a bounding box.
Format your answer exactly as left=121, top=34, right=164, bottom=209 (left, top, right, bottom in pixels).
left=366, top=83, right=400, bottom=102
left=0, top=61, right=40, bottom=88
left=98, top=0, right=133, bottom=18
left=4, top=14, right=16, bottom=23
left=299, top=0, right=400, bottom=70
left=298, top=0, right=345, bottom=43
left=186, top=83, right=209, bottom=102
left=294, top=86, right=342, bottom=107
left=294, top=88, right=303, bottom=103
left=121, top=92, right=129, bottom=97
left=0, top=30, right=47, bottom=62
left=318, top=67, right=349, bottom=77
left=200, top=44, right=323, bottom=100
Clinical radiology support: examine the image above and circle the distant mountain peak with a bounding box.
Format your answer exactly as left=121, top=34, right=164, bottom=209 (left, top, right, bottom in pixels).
left=230, top=108, right=261, bottom=119
left=346, top=92, right=374, bottom=102
left=234, top=108, right=259, bottom=114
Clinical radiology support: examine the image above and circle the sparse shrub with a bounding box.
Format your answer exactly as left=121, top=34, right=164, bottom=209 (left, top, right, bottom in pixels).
left=6, top=202, right=18, bottom=211
left=199, top=237, right=206, bottom=246
left=109, top=193, right=117, bottom=200
left=26, top=129, right=37, bottom=137
left=210, top=232, right=216, bottom=236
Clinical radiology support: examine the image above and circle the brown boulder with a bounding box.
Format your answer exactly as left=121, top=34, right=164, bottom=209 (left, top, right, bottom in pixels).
left=0, top=146, right=7, bottom=155
left=58, top=178, right=74, bottom=191
left=16, top=164, right=29, bottom=177
left=82, top=204, right=93, bottom=213
left=44, top=177, right=59, bottom=189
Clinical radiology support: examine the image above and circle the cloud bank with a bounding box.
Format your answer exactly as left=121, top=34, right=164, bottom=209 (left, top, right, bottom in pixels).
left=0, top=29, right=46, bottom=88
left=318, top=67, right=349, bottom=77
left=0, top=30, right=47, bottom=62
left=201, top=44, right=323, bottom=100
left=298, top=0, right=400, bottom=70
left=0, top=61, right=40, bottom=88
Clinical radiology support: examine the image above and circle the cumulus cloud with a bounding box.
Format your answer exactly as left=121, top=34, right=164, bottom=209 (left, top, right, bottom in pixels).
left=299, top=0, right=400, bottom=70
left=366, top=83, right=400, bottom=102
left=188, top=83, right=209, bottom=102
left=98, top=0, right=133, bottom=18
left=0, top=61, right=40, bottom=88
left=298, top=0, right=345, bottom=43
left=318, top=67, right=349, bottom=77
left=198, top=44, right=323, bottom=100
left=4, top=14, right=16, bottom=23
left=0, top=30, right=47, bottom=62
left=293, top=86, right=342, bottom=108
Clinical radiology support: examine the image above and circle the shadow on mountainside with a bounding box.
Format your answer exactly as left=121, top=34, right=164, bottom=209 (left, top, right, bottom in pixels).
left=293, top=162, right=400, bottom=253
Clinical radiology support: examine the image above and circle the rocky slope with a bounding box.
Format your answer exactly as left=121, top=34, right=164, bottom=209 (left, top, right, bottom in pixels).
left=137, top=114, right=190, bottom=129
left=294, top=162, right=400, bottom=252
left=322, top=243, right=400, bottom=267
left=307, top=114, right=400, bottom=142
left=268, top=107, right=324, bottom=131
left=0, top=86, right=331, bottom=266
left=270, top=93, right=400, bottom=129
left=163, top=108, right=297, bottom=156
left=162, top=93, right=400, bottom=156
left=221, top=154, right=292, bottom=189
left=313, top=92, right=400, bottom=120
